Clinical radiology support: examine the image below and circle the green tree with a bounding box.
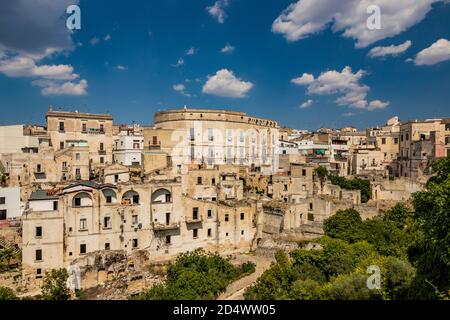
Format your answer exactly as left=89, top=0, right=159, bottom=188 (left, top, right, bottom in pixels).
left=315, top=166, right=328, bottom=191
left=0, top=248, right=16, bottom=272
left=0, top=287, right=17, bottom=300
left=323, top=209, right=363, bottom=243
left=41, top=269, right=70, bottom=300
left=409, top=157, right=450, bottom=299
left=327, top=273, right=383, bottom=300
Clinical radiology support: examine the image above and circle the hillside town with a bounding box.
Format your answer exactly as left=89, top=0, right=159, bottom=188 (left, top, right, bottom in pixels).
left=0, top=106, right=449, bottom=299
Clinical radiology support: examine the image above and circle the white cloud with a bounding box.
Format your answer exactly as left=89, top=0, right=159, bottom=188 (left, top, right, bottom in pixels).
left=185, top=47, right=197, bottom=55
left=291, top=73, right=314, bottom=85
left=343, top=112, right=356, bottom=117
left=368, top=40, right=412, bottom=58
left=116, top=65, right=128, bottom=71
left=291, top=66, right=388, bottom=111
left=207, top=0, right=229, bottom=24
left=202, top=69, right=253, bottom=98
left=0, top=56, right=78, bottom=80
left=90, top=37, right=100, bottom=46
left=300, top=99, right=314, bottom=109
left=414, top=38, right=450, bottom=66
left=33, top=79, right=88, bottom=96
left=103, top=34, right=112, bottom=41
left=173, top=83, right=191, bottom=97
left=368, top=100, right=390, bottom=111
left=173, top=58, right=184, bottom=67
left=272, top=0, right=443, bottom=48
left=221, top=44, right=235, bottom=54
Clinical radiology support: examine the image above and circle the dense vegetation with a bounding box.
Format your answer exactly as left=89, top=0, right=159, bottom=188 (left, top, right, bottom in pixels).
left=245, top=157, right=450, bottom=300
left=134, top=249, right=255, bottom=300
left=0, top=248, right=20, bottom=272
left=0, top=287, right=18, bottom=300
left=41, top=268, right=71, bottom=300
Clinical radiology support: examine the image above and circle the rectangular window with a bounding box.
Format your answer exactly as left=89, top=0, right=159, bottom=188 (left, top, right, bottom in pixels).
left=166, top=235, right=171, bottom=244
left=82, top=123, right=87, bottom=133
left=103, top=216, right=111, bottom=229
left=193, top=207, right=199, bottom=220
left=0, top=210, right=7, bottom=220
left=208, top=128, right=214, bottom=141
left=207, top=228, right=212, bottom=237
left=35, top=226, right=42, bottom=238
left=302, top=169, right=306, bottom=176
left=74, top=197, right=81, bottom=207
left=394, top=138, right=398, bottom=144
left=76, top=153, right=80, bottom=160
left=152, top=136, right=158, bottom=145
left=0, top=197, right=5, bottom=205
left=79, top=218, right=87, bottom=231
left=100, top=124, right=104, bottom=133
left=193, top=229, right=198, bottom=239
left=132, top=239, right=138, bottom=248
left=59, top=121, right=65, bottom=132
left=189, top=127, right=195, bottom=141
left=60, top=141, right=64, bottom=150
left=114, top=175, right=119, bottom=183
left=35, top=249, right=42, bottom=261
left=100, top=143, right=104, bottom=151
left=106, top=196, right=112, bottom=204
left=207, top=209, right=212, bottom=218
left=225, top=214, right=229, bottom=222
left=132, top=215, right=138, bottom=225
left=100, top=157, right=105, bottom=164
left=240, top=212, right=245, bottom=220
left=165, top=212, right=170, bottom=225
left=53, top=201, right=58, bottom=211
left=284, top=184, right=288, bottom=191
left=381, top=138, right=386, bottom=145
left=190, top=145, right=195, bottom=161
left=105, top=243, right=110, bottom=251
left=133, top=195, right=139, bottom=204
left=80, top=244, right=86, bottom=254
left=197, top=177, right=202, bottom=185
left=211, top=178, right=215, bottom=185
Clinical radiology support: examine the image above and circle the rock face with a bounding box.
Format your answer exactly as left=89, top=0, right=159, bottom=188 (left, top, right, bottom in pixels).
left=255, top=238, right=299, bottom=259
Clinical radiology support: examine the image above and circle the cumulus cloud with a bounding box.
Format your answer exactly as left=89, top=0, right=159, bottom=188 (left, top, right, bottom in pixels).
left=0, top=56, right=78, bottom=80
left=291, top=73, right=314, bottom=85
left=33, top=79, right=88, bottom=96
left=368, top=40, right=412, bottom=58
left=0, top=0, right=78, bottom=58
left=116, top=65, right=128, bottom=71
left=173, top=83, right=191, bottom=97
left=300, top=99, right=314, bottom=109
left=185, top=47, right=197, bottom=55
left=0, top=1, right=88, bottom=96
left=291, top=66, right=388, bottom=111
left=207, top=0, right=229, bottom=24
left=103, top=34, right=112, bottom=41
left=368, top=100, right=390, bottom=111
left=414, top=38, right=450, bottom=66
left=272, top=0, right=443, bottom=48
left=221, top=44, right=235, bottom=54
left=202, top=69, right=253, bottom=98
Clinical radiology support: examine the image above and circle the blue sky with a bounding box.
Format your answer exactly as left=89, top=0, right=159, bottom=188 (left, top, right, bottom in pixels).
left=0, top=0, right=449, bottom=130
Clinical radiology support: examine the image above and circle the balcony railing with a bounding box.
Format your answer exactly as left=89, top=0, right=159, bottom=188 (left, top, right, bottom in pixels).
left=98, top=150, right=107, bottom=155
left=185, top=216, right=203, bottom=224
left=152, top=221, right=180, bottom=231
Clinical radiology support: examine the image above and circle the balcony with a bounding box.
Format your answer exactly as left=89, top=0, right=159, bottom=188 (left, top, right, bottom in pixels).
left=62, top=166, right=69, bottom=172
left=98, top=150, right=107, bottom=155
left=185, top=216, right=203, bottom=224
left=152, top=221, right=180, bottom=231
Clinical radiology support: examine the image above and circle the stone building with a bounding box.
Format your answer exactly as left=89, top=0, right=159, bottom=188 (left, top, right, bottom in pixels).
left=145, top=108, right=279, bottom=174
left=46, top=108, right=114, bottom=169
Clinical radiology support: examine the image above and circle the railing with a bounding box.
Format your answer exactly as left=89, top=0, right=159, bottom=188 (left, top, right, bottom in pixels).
left=185, top=216, right=203, bottom=224
left=152, top=221, right=180, bottom=231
